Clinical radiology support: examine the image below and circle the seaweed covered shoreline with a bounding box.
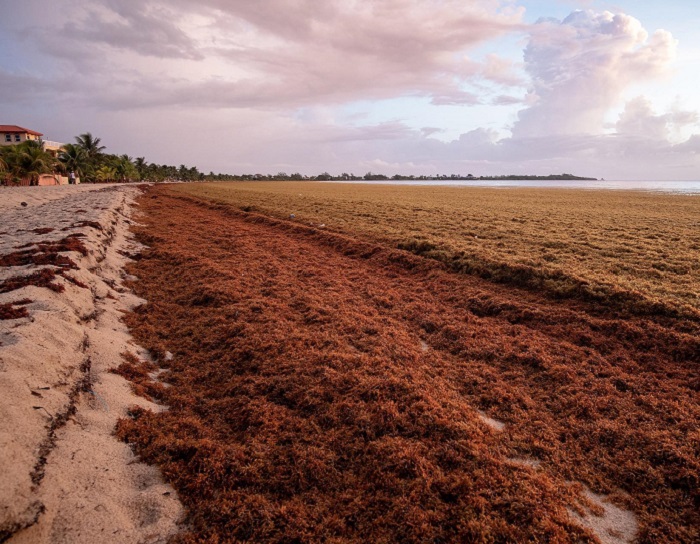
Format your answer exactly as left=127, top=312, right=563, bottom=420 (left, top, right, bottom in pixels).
left=115, top=186, right=698, bottom=543
left=173, top=182, right=700, bottom=320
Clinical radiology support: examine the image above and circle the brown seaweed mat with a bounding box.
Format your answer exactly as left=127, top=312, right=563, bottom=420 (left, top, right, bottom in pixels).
left=116, top=187, right=698, bottom=543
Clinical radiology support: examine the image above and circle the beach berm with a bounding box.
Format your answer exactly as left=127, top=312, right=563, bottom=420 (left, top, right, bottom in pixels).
left=0, top=184, right=182, bottom=543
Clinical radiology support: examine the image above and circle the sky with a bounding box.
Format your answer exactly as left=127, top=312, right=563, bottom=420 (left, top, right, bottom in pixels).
left=1, top=0, right=699, bottom=180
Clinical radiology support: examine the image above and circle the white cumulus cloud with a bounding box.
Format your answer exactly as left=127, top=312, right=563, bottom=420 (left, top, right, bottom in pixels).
left=513, top=10, right=678, bottom=138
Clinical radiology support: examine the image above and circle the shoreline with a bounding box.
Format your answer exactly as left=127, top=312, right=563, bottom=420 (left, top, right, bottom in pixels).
left=1, top=183, right=697, bottom=542
left=113, top=186, right=698, bottom=543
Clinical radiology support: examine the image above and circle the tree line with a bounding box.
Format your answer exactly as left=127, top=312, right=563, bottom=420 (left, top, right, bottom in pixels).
left=0, top=132, right=205, bottom=185
left=0, top=132, right=596, bottom=185
left=206, top=172, right=596, bottom=181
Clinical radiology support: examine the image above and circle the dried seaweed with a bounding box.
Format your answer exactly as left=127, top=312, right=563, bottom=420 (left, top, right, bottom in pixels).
left=0, top=235, right=91, bottom=293
left=1, top=235, right=88, bottom=267
left=116, top=188, right=699, bottom=544
left=62, top=220, right=102, bottom=231
left=0, top=269, right=65, bottom=294
left=171, top=182, right=700, bottom=320
left=0, top=301, right=30, bottom=320
left=110, top=352, right=165, bottom=400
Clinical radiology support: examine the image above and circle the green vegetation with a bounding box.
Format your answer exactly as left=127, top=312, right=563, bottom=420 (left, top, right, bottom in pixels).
left=0, top=131, right=206, bottom=185
left=201, top=171, right=597, bottom=182
left=59, top=132, right=205, bottom=183
left=0, top=140, right=55, bottom=185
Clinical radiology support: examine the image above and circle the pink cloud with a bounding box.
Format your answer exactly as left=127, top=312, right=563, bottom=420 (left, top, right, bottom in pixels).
left=3, top=3, right=698, bottom=180
left=480, top=53, right=524, bottom=86
left=14, top=0, right=524, bottom=110
left=512, top=10, right=678, bottom=138
left=199, top=0, right=525, bottom=107
left=491, top=94, right=524, bottom=106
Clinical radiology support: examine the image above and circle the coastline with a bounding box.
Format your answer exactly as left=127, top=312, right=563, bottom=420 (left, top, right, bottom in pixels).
left=0, top=185, right=182, bottom=543
left=1, top=182, right=697, bottom=542
left=112, top=185, right=698, bottom=543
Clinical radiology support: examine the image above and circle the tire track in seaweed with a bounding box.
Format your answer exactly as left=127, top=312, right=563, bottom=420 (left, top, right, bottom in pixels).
left=117, top=188, right=699, bottom=543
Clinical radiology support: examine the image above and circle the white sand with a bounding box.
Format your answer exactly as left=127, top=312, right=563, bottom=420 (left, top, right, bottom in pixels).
left=0, top=184, right=117, bottom=212
left=0, top=185, right=183, bottom=543
left=569, top=485, right=638, bottom=544
left=470, top=404, right=638, bottom=542
left=476, top=409, right=506, bottom=432
left=506, top=457, right=541, bottom=469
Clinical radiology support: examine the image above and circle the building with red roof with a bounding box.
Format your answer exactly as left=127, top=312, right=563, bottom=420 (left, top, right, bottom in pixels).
left=1, top=125, right=72, bottom=186
left=0, top=125, right=65, bottom=156
left=0, top=125, right=44, bottom=146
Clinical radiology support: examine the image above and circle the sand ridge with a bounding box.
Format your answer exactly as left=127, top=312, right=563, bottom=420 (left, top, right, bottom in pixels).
left=0, top=185, right=182, bottom=543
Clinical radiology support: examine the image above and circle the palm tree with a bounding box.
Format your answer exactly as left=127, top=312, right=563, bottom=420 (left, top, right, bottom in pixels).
left=134, top=157, right=148, bottom=180
left=1, top=145, right=22, bottom=183
left=22, top=142, right=56, bottom=185
left=0, top=151, right=8, bottom=185
left=1, top=141, right=55, bottom=185
left=75, top=132, right=106, bottom=159
left=58, top=144, right=89, bottom=179
left=113, top=155, right=138, bottom=182
left=95, top=165, right=117, bottom=182
left=146, top=162, right=163, bottom=182
left=74, top=133, right=106, bottom=182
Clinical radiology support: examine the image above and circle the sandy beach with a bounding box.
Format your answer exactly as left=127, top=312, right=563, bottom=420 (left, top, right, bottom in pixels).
left=0, top=185, right=182, bottom=543
left=1, top=182, right=697, bottom=543
left=4, top=1, right=699, bottom=541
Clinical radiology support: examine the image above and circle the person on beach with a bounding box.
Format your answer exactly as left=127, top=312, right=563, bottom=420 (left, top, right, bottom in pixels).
left=69, top=171, right=76, bottom=184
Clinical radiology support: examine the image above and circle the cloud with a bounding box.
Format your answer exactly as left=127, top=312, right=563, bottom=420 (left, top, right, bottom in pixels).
left=430, top=91, right=482, bottom=106
left=491, top=94, right=524, bottom=106
left=197, top=0, right=523, bottom=58
left=616, top=96, right=698, bottom=142
left=0, top=70, right=49, bottom=103
left=676, top=135, right=700, bottom=155
left=38, top=3, right=203, bottom=60
left=320, top=121, right=417, bottom=143
left=480, top=53, right=524, bottom=86
left=420, top=127, right=443, bottom=137
left=194, top=0, right=525, bottom=108
left=5, top=0, right=524, bottom=111
left=1, top=3, right=698, bottom=180
left=512, top=9, right=678, bottom=137
left=0, top=68, right=81, bottom=108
